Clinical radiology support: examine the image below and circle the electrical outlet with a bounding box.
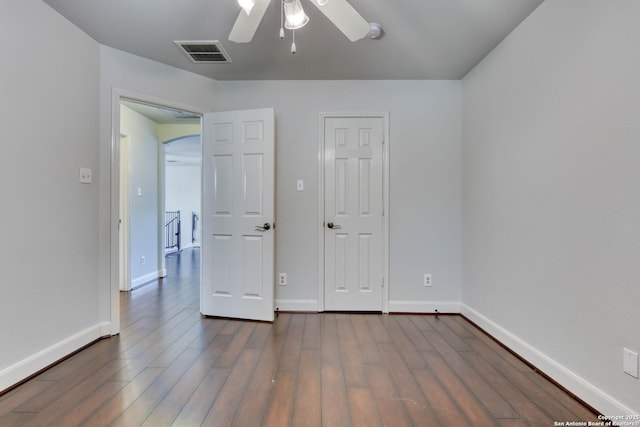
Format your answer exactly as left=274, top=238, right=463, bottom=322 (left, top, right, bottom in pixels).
left=278, top=273, right=287, bottom=286
left=423, top=274, right=432, bottom=287
left=79, top=167, right=92, bottom=184
left=140, top=256, right=145, bottom=266
left=623, top=348, right=639, bottom=378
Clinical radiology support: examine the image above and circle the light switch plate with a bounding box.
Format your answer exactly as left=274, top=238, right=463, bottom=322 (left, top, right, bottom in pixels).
left=623, top=348, right=639, bottom=378
left=79, top=168, right=92, bottom=184
left=297, top=179, right=304, bottom=191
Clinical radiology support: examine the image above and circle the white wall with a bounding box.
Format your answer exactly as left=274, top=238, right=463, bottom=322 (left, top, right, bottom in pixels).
left=120, top=105, right=160, bottom=286
left=160, top=125, right=202, bottom=251
left=0, top=0, right=102, bottom=390
left=165, top=163, right=201, bottom=250
left=214, top=80, right=462, bottom=311
left=462, top=0, right=640, bottom=415
left=99, top=46, right=216, bottom=332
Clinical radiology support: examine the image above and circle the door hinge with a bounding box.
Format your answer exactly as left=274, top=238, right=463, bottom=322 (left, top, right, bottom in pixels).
left=382, top=277, right=385, bottom=287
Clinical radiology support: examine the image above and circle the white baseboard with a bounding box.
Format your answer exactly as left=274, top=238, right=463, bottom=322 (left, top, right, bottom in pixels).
left=131, top=270, right=161, bottom=288
left=0, top=322, right=110, bottom=393
left=275, top=299, right=319, bottom=312
left=461, top=304, right=636, bottom=416
left=388, top=300, right=461, bottom=313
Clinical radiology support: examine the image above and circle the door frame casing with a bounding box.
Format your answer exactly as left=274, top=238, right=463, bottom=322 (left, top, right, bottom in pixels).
left=119, top=133, right=131, bottom=292
left=317, top=112, right=390, bottom=313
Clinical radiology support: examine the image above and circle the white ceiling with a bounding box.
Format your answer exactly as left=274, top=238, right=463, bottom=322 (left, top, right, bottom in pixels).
left=42, top=0, right=543, bottom=80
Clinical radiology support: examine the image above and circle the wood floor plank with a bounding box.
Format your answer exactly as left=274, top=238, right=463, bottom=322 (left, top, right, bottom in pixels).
left=292, top=349, right=322, bottom=427
left=365, top=364, right=412, bottom=427
left=201, top=348, right=261, bottom=426
left=465, top=337, right=590, bottom=423
left=0, top=250, right=600, bottom=427
left=408, top=314, right=435, bottom=332
left=497, top=420, right=531, bottom=427
left=337, top=316, right=368, bottom=387
left=320, top=314, right=341, bottom=367
left=278, top=313, right=305, bottom=370
left=439, top=314, right=476, bottom=338
left=421, top=350, right=499, bottom=426
left=321, top=365, right=351, bottom=427
left=524, top=371, right=599, bottom=421
left=386, top=315, right=426, bottom=368
left=413, top=368, right=473, bottom=426
left=146, top=317, right=209, bottom=368
left=213, top=321, right=257, bottom=369
left=348, top=387, right=382, bottom=427
left=0, top=410, right=36, bottom=427
left=80, top=367, right=164, bottom=426
left=15, top=356, right=134, bottom=413
left=110, top=346, right=204, bottom=427
left=141, top=334, right=231, bottom=426
left=232, top=322, right=287, bottom=427
left=168, top=367, right=230, bottom=427
left=377, top=342, right=438, bottom=426
left=364, top=314, right=392, bottom=343
left=35, top=337, right=118, bottom=381
left=421, top=329, right=517, bottom=418
left=423, top=314, right=473, bottom=352
left=351, top=315, right=382, bottom=364
left=0, top=380, right=56, bottom=414
left=46, top=380, right=128, bottom=426
left=395, top=314, right=435, bottom=352
left=262, top=369, right=296, bottom=427
left=457, top=317, right=535, bottom=373
left=460, top=350, right=555, bottom=426
left=245, top=321, right=275, bottom=349
left=302, top=313, right=321, bottom=349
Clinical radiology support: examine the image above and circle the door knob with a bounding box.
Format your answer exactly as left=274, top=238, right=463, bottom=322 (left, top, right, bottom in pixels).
left=327, top=222, right=341, bottom=229
left=255, top=222, right=271, bottom=231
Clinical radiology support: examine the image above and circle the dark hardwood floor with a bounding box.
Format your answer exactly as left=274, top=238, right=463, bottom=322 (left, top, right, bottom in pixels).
left=0, top=248, right=601, bottom=426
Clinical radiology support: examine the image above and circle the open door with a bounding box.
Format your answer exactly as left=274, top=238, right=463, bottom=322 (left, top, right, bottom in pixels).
left=201, top=108, right=275, bottom=321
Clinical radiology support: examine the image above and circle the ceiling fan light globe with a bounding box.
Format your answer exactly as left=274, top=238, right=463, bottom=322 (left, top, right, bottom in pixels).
left=283, top=0, right=309, bottom=29
left=238, top=0, right=255, bottom=15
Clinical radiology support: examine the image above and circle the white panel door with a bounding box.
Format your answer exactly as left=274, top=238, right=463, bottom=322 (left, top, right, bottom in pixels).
left=201, top=108, right=275, bottom=321
left=324, top=117, right=384, bottom=311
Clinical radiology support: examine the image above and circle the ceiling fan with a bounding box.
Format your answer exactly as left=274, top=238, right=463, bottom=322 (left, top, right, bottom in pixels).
left=228, top=0, right=378, bottom=52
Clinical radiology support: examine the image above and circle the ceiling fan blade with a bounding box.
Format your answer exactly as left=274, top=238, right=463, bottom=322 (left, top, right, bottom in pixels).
left=229, top=0, right=272, bottom=43
left=308, top=0, right=370, bottom=42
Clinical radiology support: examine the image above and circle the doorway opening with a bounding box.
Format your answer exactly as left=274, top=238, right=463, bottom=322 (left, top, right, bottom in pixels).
left=111, top=92, right=203, bottom=333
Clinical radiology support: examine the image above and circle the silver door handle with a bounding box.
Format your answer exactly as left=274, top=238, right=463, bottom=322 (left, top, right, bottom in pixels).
left=255, top=222, right=272, bottom=231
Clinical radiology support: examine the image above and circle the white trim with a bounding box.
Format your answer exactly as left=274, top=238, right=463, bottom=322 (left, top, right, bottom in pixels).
left=110, top=88, right=208, bottom=335
left=131, top=270, right=163, bottom=289
left=118, top=133, right=131, bottom=292
left=461, top=304, right=636, bottom=416
left=317, top=112, right=390, bottom=313
left=275, top=299, right=320, bottom=312
left=0, top=322, right=109, bottom=392
left=389, top=300, right=461, bottom=313
left=159, top=136, right=167, bottom=279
